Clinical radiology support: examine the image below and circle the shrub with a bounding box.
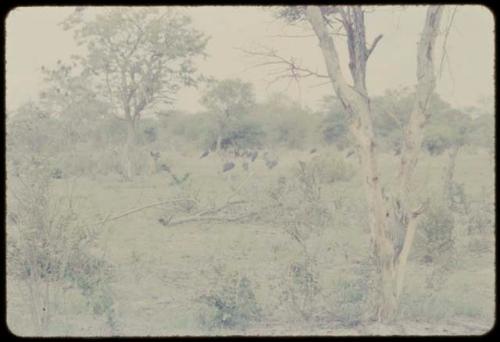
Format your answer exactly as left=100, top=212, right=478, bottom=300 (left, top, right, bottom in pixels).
left=278, top=257, right=321, bottom=321
left=294, top=152, right=355, bottom=187
left=447, top=181, right=469, bottom=214
left=414, top=201, right=455, bottom=263
left=197, top=265, right=261, bottom=331
left=7, top=159, right=116, bottom=335
left=467, top=200, right=495, bottom=235
left=331, top=255, right=378, bottom=325
left=50, top=167, right=64, bottom=179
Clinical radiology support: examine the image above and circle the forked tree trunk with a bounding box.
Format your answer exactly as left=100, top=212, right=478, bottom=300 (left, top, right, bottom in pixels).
left=305, top=5, right=443, bottom=321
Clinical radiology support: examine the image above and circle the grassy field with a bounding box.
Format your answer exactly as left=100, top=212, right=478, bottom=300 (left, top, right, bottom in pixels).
left=7, top=147, right=495, bottom=336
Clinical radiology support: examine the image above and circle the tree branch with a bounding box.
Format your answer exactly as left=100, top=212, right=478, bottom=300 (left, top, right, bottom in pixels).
left=166, top=212, right=257, bottom=227
left=239, top=47, right=329, bottom=80
left=88, top=198, right=198, bottom=228
left=366, top=34, right=383, bottom=59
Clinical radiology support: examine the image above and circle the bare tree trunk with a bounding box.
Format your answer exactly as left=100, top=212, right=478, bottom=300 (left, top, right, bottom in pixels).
left=443, top=144, right=460, bottom=204
left=216, top=135, right=222, bottom=152
left=305, top=5, right=443, bottom=322
left=124, top=118, right=137, bottom=180
left=392, top=6, right=443, bottom=307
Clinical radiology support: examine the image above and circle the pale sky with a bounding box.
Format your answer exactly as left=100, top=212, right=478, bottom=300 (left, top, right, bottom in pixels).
left=5, top=5, right=495, bottom=113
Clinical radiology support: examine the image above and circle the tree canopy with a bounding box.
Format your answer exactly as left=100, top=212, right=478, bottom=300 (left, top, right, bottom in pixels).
left=62, top=7, right=209, bottom=121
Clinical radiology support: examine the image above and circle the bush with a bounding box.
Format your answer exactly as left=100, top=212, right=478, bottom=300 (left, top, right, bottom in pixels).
left=467, top=200, right=495, bottom=235
left=414, top=201, right=455, bottom=263
left=447, top=181, right=469, bottom=214
left=265, top=172, right=332, bottom=235
left=197, top=265, right=261, bottom=331
left=296, top=152, right=356, bottom=185
left=254, top=95, right=317, bottom=149
left=7, top=159, right=116, bottom=334
left=331, top=257, right=377, bottom=325
left=278, top=258, right=321, bottom=321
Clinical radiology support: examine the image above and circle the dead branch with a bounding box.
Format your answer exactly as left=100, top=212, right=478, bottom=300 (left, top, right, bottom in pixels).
left=238, top=47, right=329, bottom=89
left=410, top=200, right=429, bottom=218
left=184, top=200, right=247, bottom=220
left=265, top=34, right=317, bottom=38
left=367, top=34, right=383, bottom=59
left=438, top=6, right=458, bottom=80
left=88, top=198, right=198, bottom=228
left=165, top=211, right=257, bottom=227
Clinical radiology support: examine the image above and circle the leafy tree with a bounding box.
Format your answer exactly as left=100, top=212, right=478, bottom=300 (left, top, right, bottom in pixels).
left=422, top=108, right=469, bottom=156
left=39, top=61, right=110, bottom=146
left=371, top=89, right=451, bottom=155
left=253, top=93, right=317, bottom=149
left=424, top=108, right=472, bottom=211
left=318, top=96, right=351, bottom=150
left=62, top=7, right=208, bottom=178
left=201, top=79, right=256, bottom=150
left=467, top=105, right=494, bottom=157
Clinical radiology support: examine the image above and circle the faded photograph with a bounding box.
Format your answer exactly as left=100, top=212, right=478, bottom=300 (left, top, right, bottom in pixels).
left=5, top=5, right=495, bottom=336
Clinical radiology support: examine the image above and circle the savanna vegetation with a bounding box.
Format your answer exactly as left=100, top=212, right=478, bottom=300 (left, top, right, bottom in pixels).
left=6, top=6, right=495, bottom=336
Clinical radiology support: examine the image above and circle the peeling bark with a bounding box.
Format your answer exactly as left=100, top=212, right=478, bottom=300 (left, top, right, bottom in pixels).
left=393, top=6, right=443, bottom=305
left=305, top=5, right=443, bottom=321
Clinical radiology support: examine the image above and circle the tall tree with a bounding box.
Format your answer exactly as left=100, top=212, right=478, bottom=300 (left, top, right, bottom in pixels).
left=62, top=7, right=208, bottom=179
left=264, top=5, right=444, bottom=321
left=310, top=5, right=443, bottom=322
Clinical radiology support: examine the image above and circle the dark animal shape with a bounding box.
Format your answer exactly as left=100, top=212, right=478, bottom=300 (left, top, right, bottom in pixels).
left=220, top=137, right=233, bottom=150
left=158, top=216, right=173, bottom=226
left=346, top=150, right=355, bottom=158
left=51, top=168, right=63, bottom=179
left=265, top=159, right=278, bottom=170
left=160, top=164, right=170, bottom=172
left=250, top=151, right=258, bottom=162
left=310, top=148, right=317, bottom=154
left=394, top=146, right=402, bottom=156
left=150, top=151, right=160, bottom=160
left=223, top=161, right=236, bottom=173
left=422, top=255, right=433, bottom=264
left=200, top=150, right=210, bottom=159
